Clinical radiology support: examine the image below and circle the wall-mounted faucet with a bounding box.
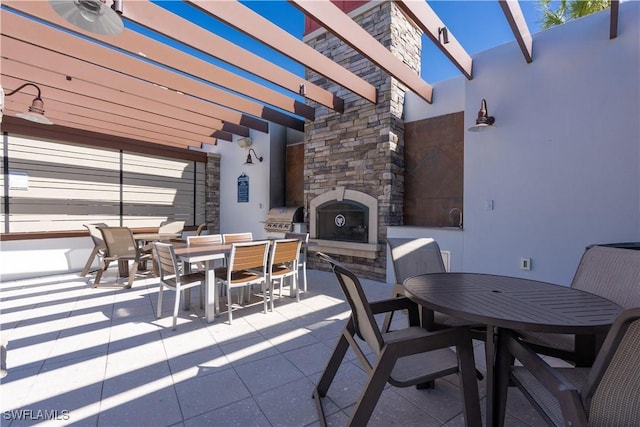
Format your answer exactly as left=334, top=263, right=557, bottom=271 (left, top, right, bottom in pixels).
left=448, top=207, right=463, bottom=229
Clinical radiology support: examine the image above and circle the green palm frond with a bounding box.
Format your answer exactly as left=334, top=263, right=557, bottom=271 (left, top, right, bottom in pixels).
left=537, top=0, right=610, bottom=29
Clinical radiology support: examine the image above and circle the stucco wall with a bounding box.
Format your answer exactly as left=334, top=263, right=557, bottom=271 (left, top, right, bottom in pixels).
left=395, top=2, right=640, bottom=285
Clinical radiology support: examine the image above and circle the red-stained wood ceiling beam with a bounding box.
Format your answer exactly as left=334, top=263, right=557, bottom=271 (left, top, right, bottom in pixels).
left=2, top=83, right=205, bottom=149
left=499, top=0, right=534, bottom=63
left=187, top=0, right=378, bottom=104
left=123, top=0, right=343, bottom=113
left=2, top=39, right=235, bottom=142
left=1, top=116, right=207, bottom=161
left=1, top=4, right=296, bottom=132
left=396, top=0, right=473, bottom=80
left=610, top=0, right=619, bottom=39
left=290, top=0, right=434, bottom=103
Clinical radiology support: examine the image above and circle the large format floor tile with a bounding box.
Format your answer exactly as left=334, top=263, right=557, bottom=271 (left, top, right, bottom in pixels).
left=0, top=268, right=546, bottom=426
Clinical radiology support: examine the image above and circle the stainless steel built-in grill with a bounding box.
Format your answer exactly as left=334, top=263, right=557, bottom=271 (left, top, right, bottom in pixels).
left=263, top=206, right=304, bottom=233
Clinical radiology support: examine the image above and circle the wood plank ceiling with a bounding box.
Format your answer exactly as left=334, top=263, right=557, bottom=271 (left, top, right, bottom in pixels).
left=0, top=0, right=620, bottom=153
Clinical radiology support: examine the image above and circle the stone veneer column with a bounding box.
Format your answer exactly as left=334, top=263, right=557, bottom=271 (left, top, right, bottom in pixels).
left=205, top=153, right=221, bottom=233
left=304, top=1, right=421, bottom=280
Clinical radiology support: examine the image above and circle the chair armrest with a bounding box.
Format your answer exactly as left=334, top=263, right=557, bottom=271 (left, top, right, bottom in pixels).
left=385, top=326, right=468, bottom=357
left=369, top=296, right=415, bottom=314
left=504, top=331, right=588, bottom=425
left=371, top=297, right=421, bottom=327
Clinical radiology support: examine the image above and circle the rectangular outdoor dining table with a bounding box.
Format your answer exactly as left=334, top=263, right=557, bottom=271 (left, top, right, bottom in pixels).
left=172, top=238, right=311, bottom=323
left=173, top=242, right=231, bottom=323
left=402, top=272, right=622, bottom=427
left=132, top=232, right=182, bottom=242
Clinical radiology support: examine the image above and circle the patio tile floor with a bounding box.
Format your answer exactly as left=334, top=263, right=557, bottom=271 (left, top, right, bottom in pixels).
left=1, top=267, right=548, bottom=426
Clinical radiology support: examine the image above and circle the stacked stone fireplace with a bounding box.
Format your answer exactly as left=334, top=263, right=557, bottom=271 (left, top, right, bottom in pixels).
left=303, top=2, right=421, bottom=280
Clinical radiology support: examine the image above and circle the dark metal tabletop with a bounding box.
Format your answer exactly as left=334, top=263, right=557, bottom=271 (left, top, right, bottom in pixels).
left=403, top=272, right=622, bottom=334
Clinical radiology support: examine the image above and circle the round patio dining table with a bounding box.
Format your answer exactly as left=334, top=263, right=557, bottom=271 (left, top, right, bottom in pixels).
left=402, top=272, right=622, bottom=427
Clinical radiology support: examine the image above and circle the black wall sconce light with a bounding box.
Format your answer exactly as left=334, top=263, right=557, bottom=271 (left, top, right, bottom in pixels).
left=1, top=82, right=54, bottom=125
left=438, top=27, right=449, bottom=44
left=50, top=0, right=124, bottom=36
left=468, top=99, right=495, bottom=132
left=244, top=148, right=263, bottom=165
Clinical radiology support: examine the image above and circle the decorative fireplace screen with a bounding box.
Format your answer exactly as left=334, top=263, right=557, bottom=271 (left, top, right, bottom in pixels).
left=316, top=200, right=368, bottom=243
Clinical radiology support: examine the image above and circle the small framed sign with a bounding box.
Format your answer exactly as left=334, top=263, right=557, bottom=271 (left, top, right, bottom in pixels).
left=9, top=171, right=29, bottom=190
left=237, top=173, right=249, bottom=203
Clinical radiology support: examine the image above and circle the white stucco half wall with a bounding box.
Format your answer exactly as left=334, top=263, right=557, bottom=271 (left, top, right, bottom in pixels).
left=395, top=2, right=640, bottom=285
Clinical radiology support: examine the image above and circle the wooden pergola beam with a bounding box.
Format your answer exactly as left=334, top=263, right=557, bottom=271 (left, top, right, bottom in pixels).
left=187, top=0, right=378, bottom=104
left=1, top=116, right=208, bottom=161
left=2, top=52, right=231, bottom=142
left=396, top=0, right=473, bottom=80
left=610, top=0, right=619, bottom=39
left=290, top=0, right=433, bottom=103
left=2, top=36, right=240, bottom=140
left=124, top=0, right=344, bottom=113
left=2, top=3, right=302, bottom=132
left=499, top=0, right=533, bottom=63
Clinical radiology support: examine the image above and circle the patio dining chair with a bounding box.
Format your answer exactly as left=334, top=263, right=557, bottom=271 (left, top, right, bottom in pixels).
left=500, top=307, right=640, bottom=427
left=222, top=232, right=253, bottom=244
left=94, top=226, right=153, bottom=288
left=314, top=253, right=481, bottom=427
left=153, top=242, right=205, bottom=330
left=267, top=238, right=302, bottom=310
left=385, top=238, right=485, bottom=338
left=516, top=245, right=640, bottom=366
left=187, top=234, right=223, bottom=245
left=158, top=220, right=185, bottom=235
left=80, top=222, right=108, bottom=277
left=194, top=223, right=207, bottom=236
left=215, top=240, right=270, bottom=324
left=187, top=234, right=224, bottom=271
left=284, top=232, right=310, bottom=292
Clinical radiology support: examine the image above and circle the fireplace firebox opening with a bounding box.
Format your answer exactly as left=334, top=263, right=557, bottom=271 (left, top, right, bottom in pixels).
left=317, top=200, right=368, bottom=243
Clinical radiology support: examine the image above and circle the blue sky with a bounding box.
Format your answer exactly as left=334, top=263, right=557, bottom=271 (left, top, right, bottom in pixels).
left=148, top=1, right=547, bottom=95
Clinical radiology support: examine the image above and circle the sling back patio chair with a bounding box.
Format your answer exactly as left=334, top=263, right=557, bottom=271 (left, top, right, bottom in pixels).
left=267, top=238, right=302, bottom=310
left=385, top=237, right=485, bottom=337
left=194, top=223, right=207, bottom=236
left=500, top=307, right=640, bottom=427
left=80, top=222, right=108, bottom=277
left=158, top=220, right=185, bottom=234
left=215, top=240, right=270, bottom=324
left=94, top=226, right=153, bottom=288
left=153, top=242, right=205, bottom=330
left=314, top=253, right=481, bottom=427
left=516, top=245, right=640, bottom=366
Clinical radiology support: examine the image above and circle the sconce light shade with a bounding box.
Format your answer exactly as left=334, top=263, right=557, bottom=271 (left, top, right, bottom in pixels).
left=468, top=99, right=495, bottom=132
left=237, top=137, right=253, bottom=148
left=244, top=148, right=263, bottom=165
left=3, top=83, right=54, bottom=125
left=50, top=0, right=124, bottom=36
